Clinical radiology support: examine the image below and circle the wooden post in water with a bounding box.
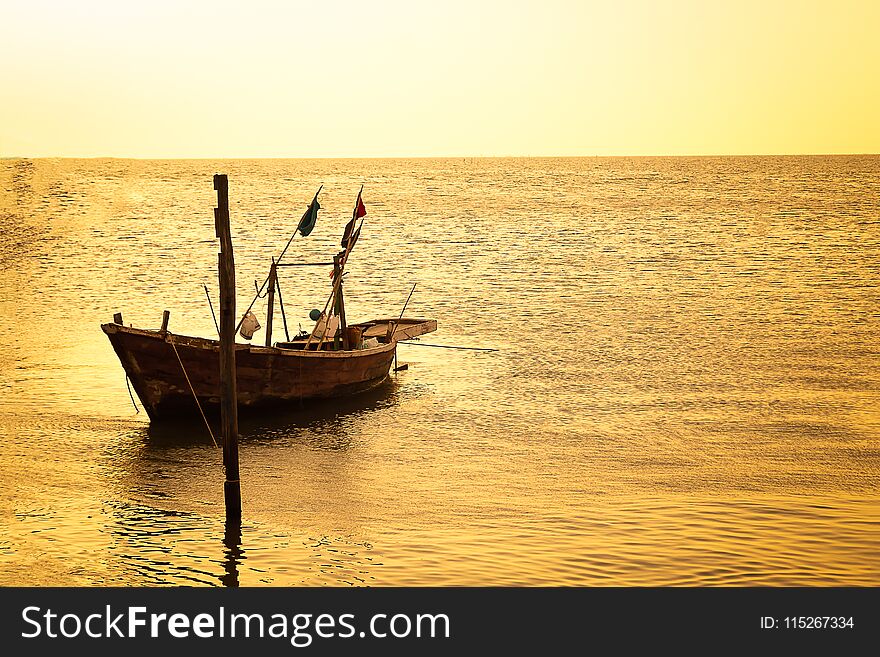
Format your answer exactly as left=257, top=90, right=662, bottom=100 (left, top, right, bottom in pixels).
left=265, top=258, right=276, bottom=347
left=213, top=174, right=241, bottom=524
left=160, top=310, right=170, bottom=335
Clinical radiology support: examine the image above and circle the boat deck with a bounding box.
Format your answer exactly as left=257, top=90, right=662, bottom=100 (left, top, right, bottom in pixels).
left=276, top=318, right=437, bottom=350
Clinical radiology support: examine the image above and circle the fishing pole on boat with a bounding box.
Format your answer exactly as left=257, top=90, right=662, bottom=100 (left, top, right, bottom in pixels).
left=390, top=283, right=418, bottom=371
left=235, top=185, right=323, bottom=333
left=203, top=283, right=220, bottom=337
left=393, top=283, right=417, bottom=330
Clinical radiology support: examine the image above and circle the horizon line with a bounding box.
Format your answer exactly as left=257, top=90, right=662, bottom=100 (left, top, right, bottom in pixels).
left=2, top=152, right=879, bottom=161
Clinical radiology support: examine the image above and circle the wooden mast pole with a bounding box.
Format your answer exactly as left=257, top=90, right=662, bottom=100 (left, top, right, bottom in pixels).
left=265, top=257, right=276, bottom=347
left=304, top=188, right=365, bottom=350
left=333, top=254, right=349, bottom=350
left=214, top=174, right=241, bottom=524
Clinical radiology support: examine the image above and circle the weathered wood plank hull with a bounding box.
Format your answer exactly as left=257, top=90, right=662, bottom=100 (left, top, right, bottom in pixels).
left=102, top=323, right=398, bottom=421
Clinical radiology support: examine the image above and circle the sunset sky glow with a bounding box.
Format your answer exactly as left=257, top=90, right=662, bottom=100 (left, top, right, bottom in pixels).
left=1, top=0, right=878, bottom=157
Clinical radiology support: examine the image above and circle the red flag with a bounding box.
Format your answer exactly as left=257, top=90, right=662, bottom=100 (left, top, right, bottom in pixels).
left=355, top=194, right=366, bottom=219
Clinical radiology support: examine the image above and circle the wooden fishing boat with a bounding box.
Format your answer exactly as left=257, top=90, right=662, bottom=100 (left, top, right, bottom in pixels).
left=102, top=182, right=436, bottom=422
left=102, top=317, right=436, bottom=421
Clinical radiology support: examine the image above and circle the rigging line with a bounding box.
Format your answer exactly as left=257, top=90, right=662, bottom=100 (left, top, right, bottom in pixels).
left=125, top=374, right=140, bottom=414
left=254, top=279, right=270, bottom=299
left=388, top=282, right=417, bottom=340
left=168, top=334, right=219, bottom=448
left=237, top=270, right=273, bottom=333
left=399, top=341, right=499, bottom=352
left=275, top=273, right=290, bottom=342
left=203, top=283, right=220, bottom=338
left=236, top=185, right=322, bottom=333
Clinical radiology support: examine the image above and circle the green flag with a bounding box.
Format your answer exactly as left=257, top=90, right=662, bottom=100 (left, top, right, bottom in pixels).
left=297, top=193, right=320, bottom=237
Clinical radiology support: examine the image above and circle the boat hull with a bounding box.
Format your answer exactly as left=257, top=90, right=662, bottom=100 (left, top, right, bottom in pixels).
left=102, top=323, right=399, bottom=421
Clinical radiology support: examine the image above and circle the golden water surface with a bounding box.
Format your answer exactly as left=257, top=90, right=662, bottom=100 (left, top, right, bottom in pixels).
left=0, top=156, right=878, bottom=585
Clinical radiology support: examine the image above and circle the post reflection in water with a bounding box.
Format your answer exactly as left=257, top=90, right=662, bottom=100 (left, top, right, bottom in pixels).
left=221, top=521, right=242, bottom=588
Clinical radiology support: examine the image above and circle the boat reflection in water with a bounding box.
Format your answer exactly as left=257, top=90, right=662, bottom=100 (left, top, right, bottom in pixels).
left=107, top=377, right=403, bottom=586
left=142, top=376, right=402, bottom=446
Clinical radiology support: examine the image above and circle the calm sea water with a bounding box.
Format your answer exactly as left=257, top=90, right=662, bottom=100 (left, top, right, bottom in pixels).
left=0, top=156, right=878, bottom=586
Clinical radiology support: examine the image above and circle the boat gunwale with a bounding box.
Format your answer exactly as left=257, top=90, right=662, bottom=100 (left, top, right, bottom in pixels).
left=100, top=322, right=401, bottom=359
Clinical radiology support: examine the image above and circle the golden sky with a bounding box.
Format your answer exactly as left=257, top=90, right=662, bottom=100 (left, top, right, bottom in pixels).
left=1, top=0, right=878, bottom=157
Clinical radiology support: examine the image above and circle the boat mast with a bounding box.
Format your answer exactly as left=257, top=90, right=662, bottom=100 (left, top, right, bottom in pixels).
left=333, top=253, right=348, bottom=350
left=305, top=187, right=366, bottom=351
left=265, top=257, right=277, bottom=347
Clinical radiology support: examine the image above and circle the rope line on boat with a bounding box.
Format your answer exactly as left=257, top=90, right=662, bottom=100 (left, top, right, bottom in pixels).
left=125, top=374, right=140, bottom=414
left=275, top=273, right=290, bottom=342
left=168, top=334, right=219, bottom=448
left=235, top=184, right=322, bottom=334
left=203, top=283, right=220, bottom=338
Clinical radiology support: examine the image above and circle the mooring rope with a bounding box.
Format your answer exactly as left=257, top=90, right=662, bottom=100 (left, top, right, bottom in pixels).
left=168, top=333, right=219, bottom=448
left=125, top=374, right=140, bottom=414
